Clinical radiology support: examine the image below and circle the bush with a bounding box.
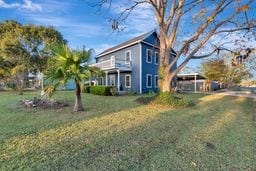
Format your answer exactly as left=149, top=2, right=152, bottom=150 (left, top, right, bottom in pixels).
left=90, top=86, right=114, bottom=96
left=82, top=86, right=91, bottom=93
left=155, top=92, right=194, bottom=107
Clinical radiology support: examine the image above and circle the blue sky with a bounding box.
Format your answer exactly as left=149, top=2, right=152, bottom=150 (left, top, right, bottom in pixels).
left=0, top=0, right=255, bottom=75
left=0, top=0, right=158, bottom=53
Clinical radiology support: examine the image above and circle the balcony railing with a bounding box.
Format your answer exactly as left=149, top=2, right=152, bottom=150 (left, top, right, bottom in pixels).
left=90, top=58, right=131, bottom=70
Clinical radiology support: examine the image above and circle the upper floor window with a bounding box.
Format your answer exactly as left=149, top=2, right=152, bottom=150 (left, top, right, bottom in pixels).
left=146, top=74, right=152, bottom=88
left=125, top=50, right=131, bottom=65
left=155, top=52, right=159, bottom=65
left=146, top=49, right=152, bottom=63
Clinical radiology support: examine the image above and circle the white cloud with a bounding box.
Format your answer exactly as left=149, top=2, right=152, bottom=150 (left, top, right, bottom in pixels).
left=21, top=0, right=42, bottom=12
left=0, top=0, right=19, bottom=8
left=93, top=43, right=116, bottom=54
left=0, top=0, right=42, bottom=12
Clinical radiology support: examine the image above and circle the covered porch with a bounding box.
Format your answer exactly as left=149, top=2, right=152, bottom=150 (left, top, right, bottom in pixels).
left=95, top=69, right=132, bottom=94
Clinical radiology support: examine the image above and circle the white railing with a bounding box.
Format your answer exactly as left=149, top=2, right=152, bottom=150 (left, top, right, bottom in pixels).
left=90, top=58, right=131, bottom=70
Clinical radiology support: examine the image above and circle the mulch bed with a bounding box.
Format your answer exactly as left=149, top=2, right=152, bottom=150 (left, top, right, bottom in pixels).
left=22, top=97, right=69, bottom=109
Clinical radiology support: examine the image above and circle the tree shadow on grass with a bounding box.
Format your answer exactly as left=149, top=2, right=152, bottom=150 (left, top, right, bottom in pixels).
left=2, top=94, right=254, bottom=170
left=0, top=92, right=141, bottom=144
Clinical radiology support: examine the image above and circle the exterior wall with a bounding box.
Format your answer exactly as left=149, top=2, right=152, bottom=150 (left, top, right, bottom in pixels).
left=141, top=42, right=159, bottom=93
left=64, top=80, right=75, bottom=90
left=96, top=44, right=141, bottom=93
left=143, top=32, right=159, bottom=45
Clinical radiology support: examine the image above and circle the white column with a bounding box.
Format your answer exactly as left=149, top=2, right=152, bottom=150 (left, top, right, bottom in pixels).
left=117, top=70, right=120, bottom=92
left=194, top=73, right=197, bottom=93
left=105, top=71, right=108, bottom=86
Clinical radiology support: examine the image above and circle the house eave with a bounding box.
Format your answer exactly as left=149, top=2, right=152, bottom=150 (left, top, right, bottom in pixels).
left=96, top=41, right=141, bottom=58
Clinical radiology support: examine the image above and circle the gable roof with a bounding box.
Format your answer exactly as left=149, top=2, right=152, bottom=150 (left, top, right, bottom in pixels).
left=97, top=30, right=156, bottom=58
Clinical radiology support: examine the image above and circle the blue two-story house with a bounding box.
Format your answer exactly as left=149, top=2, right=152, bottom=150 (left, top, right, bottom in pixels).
left=91, top=30, right=176, bottom=94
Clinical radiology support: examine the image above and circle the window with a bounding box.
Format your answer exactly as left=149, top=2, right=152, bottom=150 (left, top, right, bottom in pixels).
left=125, top=74, right=131, bottom=88
left=146, top=49, right=152, bottom=63
left=125, top=51, right=131, bottom=64
left=109, top=75, right=115, bottom=86
left=155, top=52, right=159, bottom=65
left=111, top=56, right=115, bottom=67
left=98, top=77, right=104, bottom=85
left=146, top=74, right=152, bottom=88
left=155, top=75, right=158, bottom=88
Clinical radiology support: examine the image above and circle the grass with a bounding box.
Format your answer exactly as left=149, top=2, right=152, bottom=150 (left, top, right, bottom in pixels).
left=0, top=91, right=255, bottom=170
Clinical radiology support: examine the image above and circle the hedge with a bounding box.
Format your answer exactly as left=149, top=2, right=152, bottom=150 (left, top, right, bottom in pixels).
left=82, top=86, right=91, bottom=93
left=90, top=86, right=114, bottom=96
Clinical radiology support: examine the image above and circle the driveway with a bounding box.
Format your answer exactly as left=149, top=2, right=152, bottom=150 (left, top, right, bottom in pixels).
left=216, top=91, right=256, bottom=99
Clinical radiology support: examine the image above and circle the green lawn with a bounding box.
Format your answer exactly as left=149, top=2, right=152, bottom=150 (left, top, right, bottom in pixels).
left=0, top=91, right=255, bottom=170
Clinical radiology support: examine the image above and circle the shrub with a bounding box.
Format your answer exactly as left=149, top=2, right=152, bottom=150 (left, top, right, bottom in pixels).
left=82, top=86, right=91, bottom=93
left=90, top=86, right=114, bottom=96
left=155, top=92, right=194, bottom=107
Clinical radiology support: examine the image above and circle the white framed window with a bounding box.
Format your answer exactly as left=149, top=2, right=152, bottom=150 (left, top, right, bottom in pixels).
left=111, top=56, right=115, bottom=67
left=146, top=74, right=152, bottom=88
left=125, top=74, right=131, bottom=88
left=125, top=50, right=131, bottom=65
left=155, top=75, right=158, bottom=88
left=109, top=75, right=115, bottom=86
left=155, top=52, right=159, bottom=65
left=146, top=49, right=152, bottom=63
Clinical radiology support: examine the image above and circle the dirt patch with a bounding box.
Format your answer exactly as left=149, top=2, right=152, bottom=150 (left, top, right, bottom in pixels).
left=22, top=97, right=69, bottom=109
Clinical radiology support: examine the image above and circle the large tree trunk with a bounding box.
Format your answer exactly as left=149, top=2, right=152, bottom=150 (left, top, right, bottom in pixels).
left=158, top=31, right=175, bottom=92
left=74, top=80, right=84, bottom=112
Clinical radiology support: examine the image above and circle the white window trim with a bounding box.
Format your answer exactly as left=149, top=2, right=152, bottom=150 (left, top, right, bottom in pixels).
left=125, top=74, right=131, bottom=88
left=146, top=49, right=152, bottom=63
left=125, top=50, right=131, bottom=64
left=155, top=75, right=158, bottom=88
left=146, top=74, right=152, bottom=88
left=109, top=75, right=115, bottom=86
left=155, top=52, right=159, bottom=65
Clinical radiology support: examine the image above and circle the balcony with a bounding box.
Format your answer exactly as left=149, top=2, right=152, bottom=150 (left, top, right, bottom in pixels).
left=90, top=58, right=131, bottom=71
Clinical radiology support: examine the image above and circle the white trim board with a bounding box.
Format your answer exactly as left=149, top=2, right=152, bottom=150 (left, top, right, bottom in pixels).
left=139, top=43, right=142, bottom=94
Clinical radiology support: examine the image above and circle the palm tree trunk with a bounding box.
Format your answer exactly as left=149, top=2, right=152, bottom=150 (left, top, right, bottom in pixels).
left=74, top=79, right=84, bottom=112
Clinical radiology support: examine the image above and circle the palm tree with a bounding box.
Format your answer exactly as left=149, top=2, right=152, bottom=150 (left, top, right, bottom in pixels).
left=45, top=44, right=94, bottom=112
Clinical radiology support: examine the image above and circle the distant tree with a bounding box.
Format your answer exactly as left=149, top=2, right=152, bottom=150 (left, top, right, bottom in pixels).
left=91, top=0, right=256, bottom=92
left=201, top=58, right=251, bottom=88
left=45, top=44, right=97, bottom=112
left=0, top=57, right=13, bottom=82
left=0, top=20, right=65, bottom=94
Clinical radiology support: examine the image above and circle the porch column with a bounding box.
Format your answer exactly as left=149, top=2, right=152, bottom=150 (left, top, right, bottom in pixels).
left=194, top=73, right=197, bottom=93
left=117, top=70, right=120, bottom=92
left=105, top=71, right=108, bottom=86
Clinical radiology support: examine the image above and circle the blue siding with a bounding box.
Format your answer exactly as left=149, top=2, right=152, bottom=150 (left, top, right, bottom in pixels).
left=143, top=32, right=158, bottom=45
left=141, top=43, right=159, bottom=93
left=65, top=80, right=75, bottom=90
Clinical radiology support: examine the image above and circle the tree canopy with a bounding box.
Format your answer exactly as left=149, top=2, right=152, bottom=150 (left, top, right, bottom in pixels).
left=0, top=20, right=65, bottom=93
left=45, top=44, right=98, bottom=111
left=201, top=58, right=252, bottom=87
